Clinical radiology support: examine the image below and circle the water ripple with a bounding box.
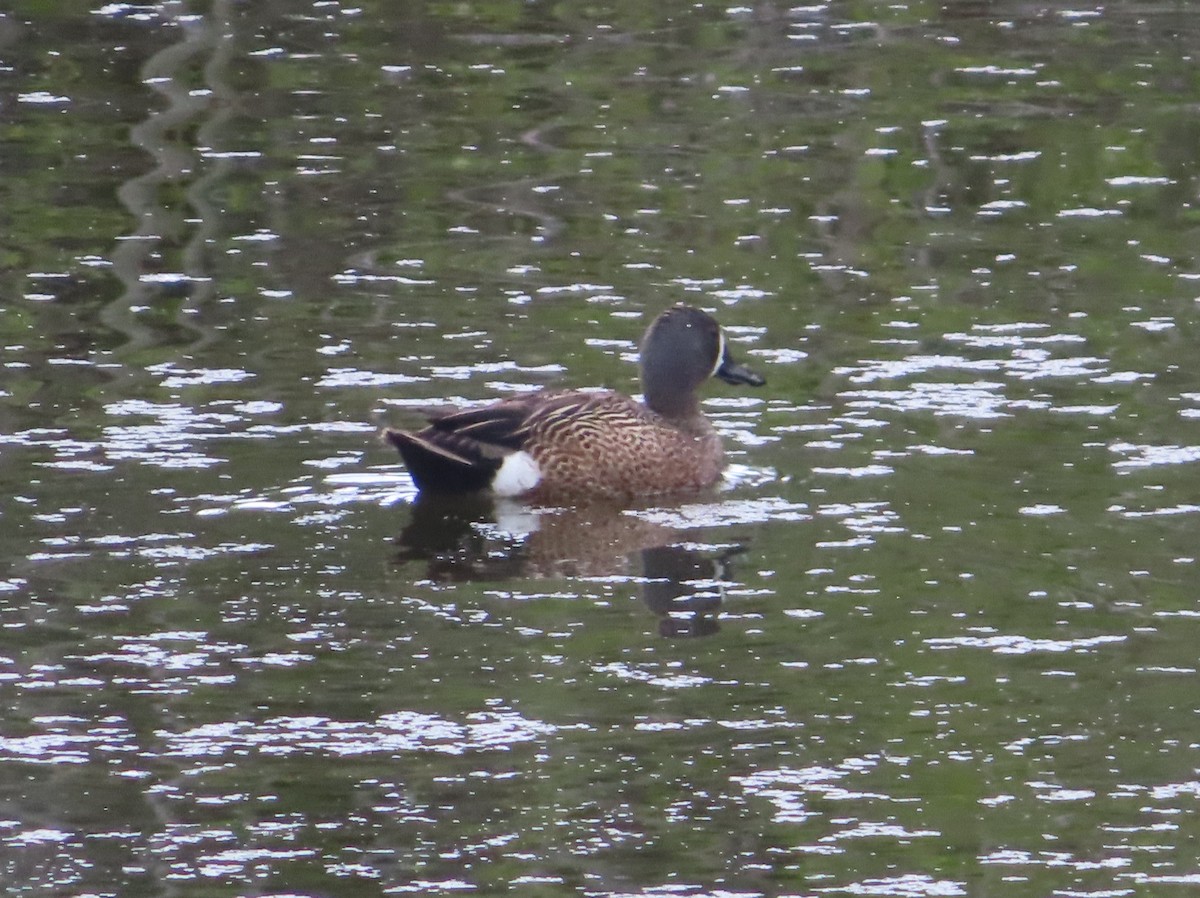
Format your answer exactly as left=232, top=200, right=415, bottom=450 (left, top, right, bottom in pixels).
left=1110, top=442, right=1200, bottom=470
left=626, top=497, right=809, bottom=528
left=164, top=711, right=561, bottom=758
left=925, top=632, right=1126, bottom=654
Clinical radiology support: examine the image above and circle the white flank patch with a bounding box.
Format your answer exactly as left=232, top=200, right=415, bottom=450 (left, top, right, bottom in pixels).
left=493, top=451, right=542, bottom=496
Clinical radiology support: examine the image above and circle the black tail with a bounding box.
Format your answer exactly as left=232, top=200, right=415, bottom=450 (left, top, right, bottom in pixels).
left=384, top=428, right=499, bottom=493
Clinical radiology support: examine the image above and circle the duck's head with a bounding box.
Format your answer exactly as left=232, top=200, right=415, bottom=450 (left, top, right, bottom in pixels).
left=639, top=304, right=765, bottom=418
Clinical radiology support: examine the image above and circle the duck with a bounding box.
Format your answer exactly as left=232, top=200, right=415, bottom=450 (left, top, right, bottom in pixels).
left=384, top=304, right=765, bottom=500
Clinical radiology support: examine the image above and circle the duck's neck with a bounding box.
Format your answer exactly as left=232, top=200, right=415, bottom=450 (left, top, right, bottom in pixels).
left=643, top=381, right=700, bottom=421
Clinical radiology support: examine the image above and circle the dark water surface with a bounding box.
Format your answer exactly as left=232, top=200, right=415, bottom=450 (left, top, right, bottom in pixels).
left=3, top=2, right=1200, bottom=895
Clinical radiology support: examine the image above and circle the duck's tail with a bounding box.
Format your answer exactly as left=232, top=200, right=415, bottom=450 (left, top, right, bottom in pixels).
left=383, top=428, right=501, bottom=493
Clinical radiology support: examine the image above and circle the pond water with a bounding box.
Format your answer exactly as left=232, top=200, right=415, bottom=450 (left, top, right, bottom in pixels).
left=3, top=2, right=1200, bottom=896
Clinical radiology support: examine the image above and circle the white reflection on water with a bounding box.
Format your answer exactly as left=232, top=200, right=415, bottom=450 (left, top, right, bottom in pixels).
left=1058, top=206, right=1123, bottom=218
left=1019, top=504, right=1066, bottom=516
left=815, top=501, right=902, bottom=538
left=0, top=711, right=563, bottom=764
left=173, top=469, right=409, bottom=522
left=925, top=633, right=1126, bottom=654
left=0, top=627, right=338, bottom=696
left=1109, top=442, right=1200, bottom=469
left=820, top=874, right=967, bottom=896
left=106, top=540, right=272, bottom=561
left=1, top=400, right=378, bottom=473
left=842, top=381, right=1013, bottom=419
left=1110, top=503, right=1200, bottom=519
left=834, top=325, right=1129, bottom=425
left=0, top=725, right=137, bottom=765
left=837, top=344, right=1107, bottom=384
left=316, top=369, right=426, bottom=387
left=626, top=496, right=809, bottom=528
left=812, top=464, right=894, bottom=477
left=386, top=879, right=478, bottom=894
left=147, top=363, right=254, bottom=387
left=593, top=661, right=713, bottom=689
left=734, top=758, right=889, bottom=824
left=164, top=710, right=563, bottom=758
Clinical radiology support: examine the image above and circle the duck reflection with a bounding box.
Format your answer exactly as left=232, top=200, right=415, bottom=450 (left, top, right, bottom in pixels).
left=640, top=543, right=745, bottom=638
left=392, top=494, right=749, bottom=637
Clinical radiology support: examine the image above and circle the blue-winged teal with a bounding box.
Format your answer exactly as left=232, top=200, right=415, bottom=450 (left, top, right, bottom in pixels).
left=385, top=304, right=765, bottom=500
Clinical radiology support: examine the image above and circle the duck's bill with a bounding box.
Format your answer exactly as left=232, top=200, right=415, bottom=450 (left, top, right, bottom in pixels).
left=716, top=356, right=766, bottom=387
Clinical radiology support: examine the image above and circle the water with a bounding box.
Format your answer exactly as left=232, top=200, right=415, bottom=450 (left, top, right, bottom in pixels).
left=3, top=2, right=1200, bottom=895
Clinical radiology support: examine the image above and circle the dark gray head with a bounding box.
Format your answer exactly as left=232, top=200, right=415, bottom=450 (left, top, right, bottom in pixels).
left=639, top=304, right=765, bottom=418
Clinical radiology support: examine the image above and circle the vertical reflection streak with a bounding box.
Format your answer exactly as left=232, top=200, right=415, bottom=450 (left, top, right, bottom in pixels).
left=105, top=1, right=234, bottom=362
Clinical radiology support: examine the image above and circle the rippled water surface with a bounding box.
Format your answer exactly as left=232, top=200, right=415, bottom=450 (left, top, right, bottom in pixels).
left=3, top=2, right=1200, bottom=896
